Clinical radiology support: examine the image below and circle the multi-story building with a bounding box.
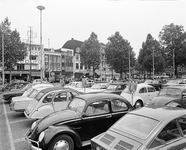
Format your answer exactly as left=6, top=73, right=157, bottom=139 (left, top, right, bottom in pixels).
left=4, top=43, right=41, bottom=81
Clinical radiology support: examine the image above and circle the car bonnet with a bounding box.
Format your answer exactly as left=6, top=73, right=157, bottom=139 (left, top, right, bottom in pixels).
left=34, top=109, right=80, bottom=133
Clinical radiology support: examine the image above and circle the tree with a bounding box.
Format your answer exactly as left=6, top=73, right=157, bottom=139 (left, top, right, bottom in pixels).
left=80, top=32, right=101, bottom=78
left=159, top=23, right=186, bottom=77
left=138, top=33, right=165, bottom=78
left=105, top=32, right=136, bottom=80
left=0, top=17, right=27, bottom=82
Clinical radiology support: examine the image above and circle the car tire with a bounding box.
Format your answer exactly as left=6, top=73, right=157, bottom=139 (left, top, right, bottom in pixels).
left=134, top=100, right=143, bottom=109
left=48, top=135, right=74, bottom=150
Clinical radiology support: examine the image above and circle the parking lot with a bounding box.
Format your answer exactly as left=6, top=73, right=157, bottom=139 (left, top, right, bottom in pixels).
left=0, top=93, right=91, bottom=150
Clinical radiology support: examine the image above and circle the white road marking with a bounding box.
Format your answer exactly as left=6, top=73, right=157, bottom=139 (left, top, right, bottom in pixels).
left=3, top=102, right=16, bottom=150
left=9, top=119, right=29, bottom=124
left=14, top=137, right=25, bottom=143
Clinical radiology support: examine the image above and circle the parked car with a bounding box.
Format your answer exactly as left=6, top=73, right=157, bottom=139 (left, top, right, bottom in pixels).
left=162, top=79, right=186, bottom=88
left=91, top=106, right=186, bottom=150
left=2, top=80, right=29, bottom=92
left=120, top=83, right=158, bottom=108
left=25, top=92, right=134, bottom=150
left=146, top=85, right=186, bottom=108
left=78, top=82, right=109, bottom=93
left=142, top=79, right=164, bottom=91
left=103, top=82, right=127, bottom=95
left=24, top=87, right=83, bottom=119
left=9, top=83, right=54, bottom=112
left=2, top=83, right=36, bottom=103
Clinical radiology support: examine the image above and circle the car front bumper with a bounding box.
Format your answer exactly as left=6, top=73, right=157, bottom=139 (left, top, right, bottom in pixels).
left=25, top=130, right=42, bottom=150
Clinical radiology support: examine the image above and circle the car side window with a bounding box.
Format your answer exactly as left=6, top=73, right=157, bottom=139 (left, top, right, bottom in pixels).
left=149, top=120, right=181, bottom=149
left=139, top=87, right=147, bottom=93
left=148, top=87, right=156, bottom=93
left=42, top=92, right=55, bottom=103
left=54, top=92, right=67, bottom=102
left=111, top=99, right=128, bottom=112
left=178, top=115, right=186, bottom=135
left=85, top=100, right=109, bottom=116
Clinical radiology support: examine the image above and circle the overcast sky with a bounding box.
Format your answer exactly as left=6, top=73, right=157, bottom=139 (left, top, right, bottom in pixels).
left=1, top=0, right=186, bottom=57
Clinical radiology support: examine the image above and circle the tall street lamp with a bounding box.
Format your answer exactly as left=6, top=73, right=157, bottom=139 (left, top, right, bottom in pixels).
left=152, top=46, right=155, bottom=80
left=37, top=5, right=45, bottom=80
left=128, top=46, right=131, bottom=79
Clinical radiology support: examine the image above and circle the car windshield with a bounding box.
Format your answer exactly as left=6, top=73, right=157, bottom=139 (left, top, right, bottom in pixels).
left=166, top=79, right=183, bottom=84
left=68, top=97, right=86, bottom=113
left=159, top=87, right=182, bottom=97
left=107, top=84, right=117, bottom=90
left=27, top=89, right=40, bottom=98
left=35, top=92, right=45, bottom=101
left=113, top=114, right=159, bottom=139
left=91, top=84, right=101, bottom=89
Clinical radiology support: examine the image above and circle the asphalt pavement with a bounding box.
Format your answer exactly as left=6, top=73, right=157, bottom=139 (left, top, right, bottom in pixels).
left=0, top=92, right=91, bottom=150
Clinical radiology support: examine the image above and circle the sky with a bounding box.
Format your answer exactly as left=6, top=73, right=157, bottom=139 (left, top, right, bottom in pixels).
left=1, top=0, right=186, bottom=58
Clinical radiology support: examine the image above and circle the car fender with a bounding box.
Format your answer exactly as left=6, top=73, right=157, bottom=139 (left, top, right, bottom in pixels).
left=43, top=125, right=82, bottom=148
left=30, top=104, right=54, bottom=119
left=132, top=96, right=144, bottom=106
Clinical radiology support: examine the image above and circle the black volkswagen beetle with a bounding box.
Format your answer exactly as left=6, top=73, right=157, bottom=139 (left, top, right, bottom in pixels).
left=26, top=92, right=133, bottom=150
left=147, top=85, right=186, bottom=108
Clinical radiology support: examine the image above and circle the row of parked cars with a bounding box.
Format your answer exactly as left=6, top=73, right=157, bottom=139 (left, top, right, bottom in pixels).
left=2, top=79, right=186, bottom=150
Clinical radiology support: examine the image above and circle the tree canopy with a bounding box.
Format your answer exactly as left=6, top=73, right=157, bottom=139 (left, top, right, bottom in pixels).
left=0, top=17, right=27, bottom=80
left=138, top=33, right=165, bottom=77
left=105, top=32, right=136, bottom=79
left=80, top=32, right=101, bottom=77
left=159, top=23, right=186, bottom=76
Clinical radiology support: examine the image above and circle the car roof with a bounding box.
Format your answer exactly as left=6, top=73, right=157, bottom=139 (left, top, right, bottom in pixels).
left=39, top=87, right=78, bottom=94
left=163, top=85, right=186, bottom=90
left=76, top=92, right=125, bottom=103
left=130, top=106, right=186, bottom=122
left=137, top=83, right=154, bottom=88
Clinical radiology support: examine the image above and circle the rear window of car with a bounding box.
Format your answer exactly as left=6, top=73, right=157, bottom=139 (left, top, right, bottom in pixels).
left=112, top=114, right=159, bottom=139
left=159, top=88, right=182, bottom=97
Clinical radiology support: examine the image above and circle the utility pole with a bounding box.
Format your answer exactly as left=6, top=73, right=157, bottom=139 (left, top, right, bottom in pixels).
left=2, top=31, right=4, bottom=86
left=27, top=27, right=36, bottom=81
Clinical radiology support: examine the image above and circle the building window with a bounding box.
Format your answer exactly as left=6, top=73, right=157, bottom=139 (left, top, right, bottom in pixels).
left=17, top=64, right=25, bottom=70
left=30, top=55, right=36, bottom=60
left=76, top=63, right=79, bottom=69
left=76, top=54, right=79, bottom=61
left=80, top=63, right=83, bottom=69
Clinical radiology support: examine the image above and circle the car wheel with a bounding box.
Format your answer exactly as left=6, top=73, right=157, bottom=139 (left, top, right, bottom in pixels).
left=134, top=100, right=143, bottom=109
left=48, top=135, right=74, bottom=150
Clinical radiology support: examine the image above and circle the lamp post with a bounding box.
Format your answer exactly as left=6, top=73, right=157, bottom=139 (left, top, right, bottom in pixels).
left=173, top=48, right=175, bottom=78
left=128, top=46, right=131, bottom=79
left=37, top=5, right=45, bottom=80
left=2, top=31, right=4, bottom=86
left=152, top=46, right=155, bottom=80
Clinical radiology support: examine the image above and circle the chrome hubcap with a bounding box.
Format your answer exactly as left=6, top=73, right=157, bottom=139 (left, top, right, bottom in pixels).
left=53, top=140, right=69, bottom=150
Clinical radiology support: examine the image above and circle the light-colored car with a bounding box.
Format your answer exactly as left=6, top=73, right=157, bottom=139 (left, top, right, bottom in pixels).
left=24, top=87, right=82, bottom=119
left=9, top=83, right=54, bottom=112
left=120, top=83, right=158, bottom=108
left=78, top=82, right=109, bottom=93
left=91, top=106, right=186, bottom=150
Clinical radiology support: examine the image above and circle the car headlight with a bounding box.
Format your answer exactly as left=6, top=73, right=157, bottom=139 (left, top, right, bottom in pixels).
left=31, top=121, right=37, bottom=130
left=38, top=131, right=45, bottom=142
